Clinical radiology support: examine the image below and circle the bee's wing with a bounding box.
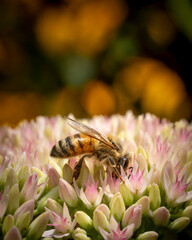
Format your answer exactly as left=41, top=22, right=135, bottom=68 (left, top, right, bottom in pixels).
left=65, top=117, right=118, bottom=150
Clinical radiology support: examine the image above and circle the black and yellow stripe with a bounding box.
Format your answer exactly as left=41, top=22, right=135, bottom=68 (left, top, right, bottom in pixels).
left=50, top=133, right=97, bottom=158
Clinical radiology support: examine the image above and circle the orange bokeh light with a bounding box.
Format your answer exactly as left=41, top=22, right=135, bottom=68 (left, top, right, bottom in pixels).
left=35, top=0, right=127, bottom=56
left=115, top=58, right=192, bottom=120
left=81, top=80, right=115, bottom=116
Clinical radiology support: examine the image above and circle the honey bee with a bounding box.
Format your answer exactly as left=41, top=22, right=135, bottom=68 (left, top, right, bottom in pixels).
left=50, top=117, right=132, bottom=181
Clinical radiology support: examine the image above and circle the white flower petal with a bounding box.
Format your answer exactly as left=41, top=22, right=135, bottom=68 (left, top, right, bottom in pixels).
left=63, top=202, right=71, bottom=222
left=99, top=227, right=110, bottom=240
left=109, top=215, right=118, bottom=232
left=94, top=187, right=103, bottom=207
left=124, top=223, right=135, bottom=239
left=175, top=191, right=192, bottom=204
left=80, top=188, right=92, bottom=209
left=42, top=229, right=56, bottom=238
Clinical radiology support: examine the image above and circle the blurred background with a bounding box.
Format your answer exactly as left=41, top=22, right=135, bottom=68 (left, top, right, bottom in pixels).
left=0, top=0, right=192, bottom=126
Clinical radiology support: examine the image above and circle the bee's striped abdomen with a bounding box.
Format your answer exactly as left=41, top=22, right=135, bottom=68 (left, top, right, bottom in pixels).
left=50, top=133, right=97, bottom=158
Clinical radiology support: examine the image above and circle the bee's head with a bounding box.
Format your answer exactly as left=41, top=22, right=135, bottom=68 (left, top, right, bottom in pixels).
left=117, top=153, right=131, bottom=171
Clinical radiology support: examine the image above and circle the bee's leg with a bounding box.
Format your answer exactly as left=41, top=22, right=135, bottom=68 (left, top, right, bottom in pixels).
left=107, top=156, right=124, bottom=182
left=129, top=166, right=133, bottom=172
left=128, top=166, right=133, bottom=179
left=73, top=154, right=92, bottom=180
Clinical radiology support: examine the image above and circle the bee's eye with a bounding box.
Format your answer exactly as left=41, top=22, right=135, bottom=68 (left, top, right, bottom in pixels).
left=123, top=156, right=128, bottom=168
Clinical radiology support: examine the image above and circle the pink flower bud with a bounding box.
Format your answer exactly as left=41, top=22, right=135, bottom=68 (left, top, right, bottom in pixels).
left=14, top=199, right=34, bottom=222
left=136, top=196, right=150, bottom=216
left=19, top=172, right=38, bottom=203
left=152, top=207, right=170, bottom=226
left=122, top=204, right=142, bottom=230
left=59, top=178, right=78, bottom=207
left=4, top=226, right=22, bottom=240
left=48, top=166, right=60, bottom=188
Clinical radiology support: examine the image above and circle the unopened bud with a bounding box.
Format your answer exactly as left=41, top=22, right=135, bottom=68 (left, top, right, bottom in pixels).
left=48, top=167, right=60, bottom=189
left=4, top=226, right=22, bottom=240
left=5, top=168, right=18, bottom=189
left=93, top=208, right=109, bottom=232
left=15, top=211, right=30, bottom=232
left=136, top=196, right=150, bottom=216
left=75, top=211, right=93, bottom=230
left=109, top=192, right=125, bottom=222
left=122, top=204, right=142, bottom=231
left=59, top=178, right=78, bottom=207
left=136, top=231, right=158, bottom=240
left=149, top=183, right=161, bottom=210
left=72, top=228, right=91, bottom=240
left=27, top=212, right=50, bottom=240
left=14, top=199, right=34, bottom=222
left=152, top=207, right=170, bottom=226
left=169, top=217, right=190, bottom=232
left=46, top=198, right=63, bottom=216
left=181, top=205, right=192, bottom=219
left=119, top=182, right=133, bottom=206
left=2, top=215, right=14, bottom=236
left=7, top=184, right=19, bottom=214
left=63, top=163, right=73, bottom=183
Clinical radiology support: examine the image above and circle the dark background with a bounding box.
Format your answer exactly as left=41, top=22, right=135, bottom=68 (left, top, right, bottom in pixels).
left=0, top=0, right=192, bottom=126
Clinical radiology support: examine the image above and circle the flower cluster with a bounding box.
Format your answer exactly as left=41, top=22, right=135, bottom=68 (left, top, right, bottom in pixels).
left=0, top=111, right=192, bottom=239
